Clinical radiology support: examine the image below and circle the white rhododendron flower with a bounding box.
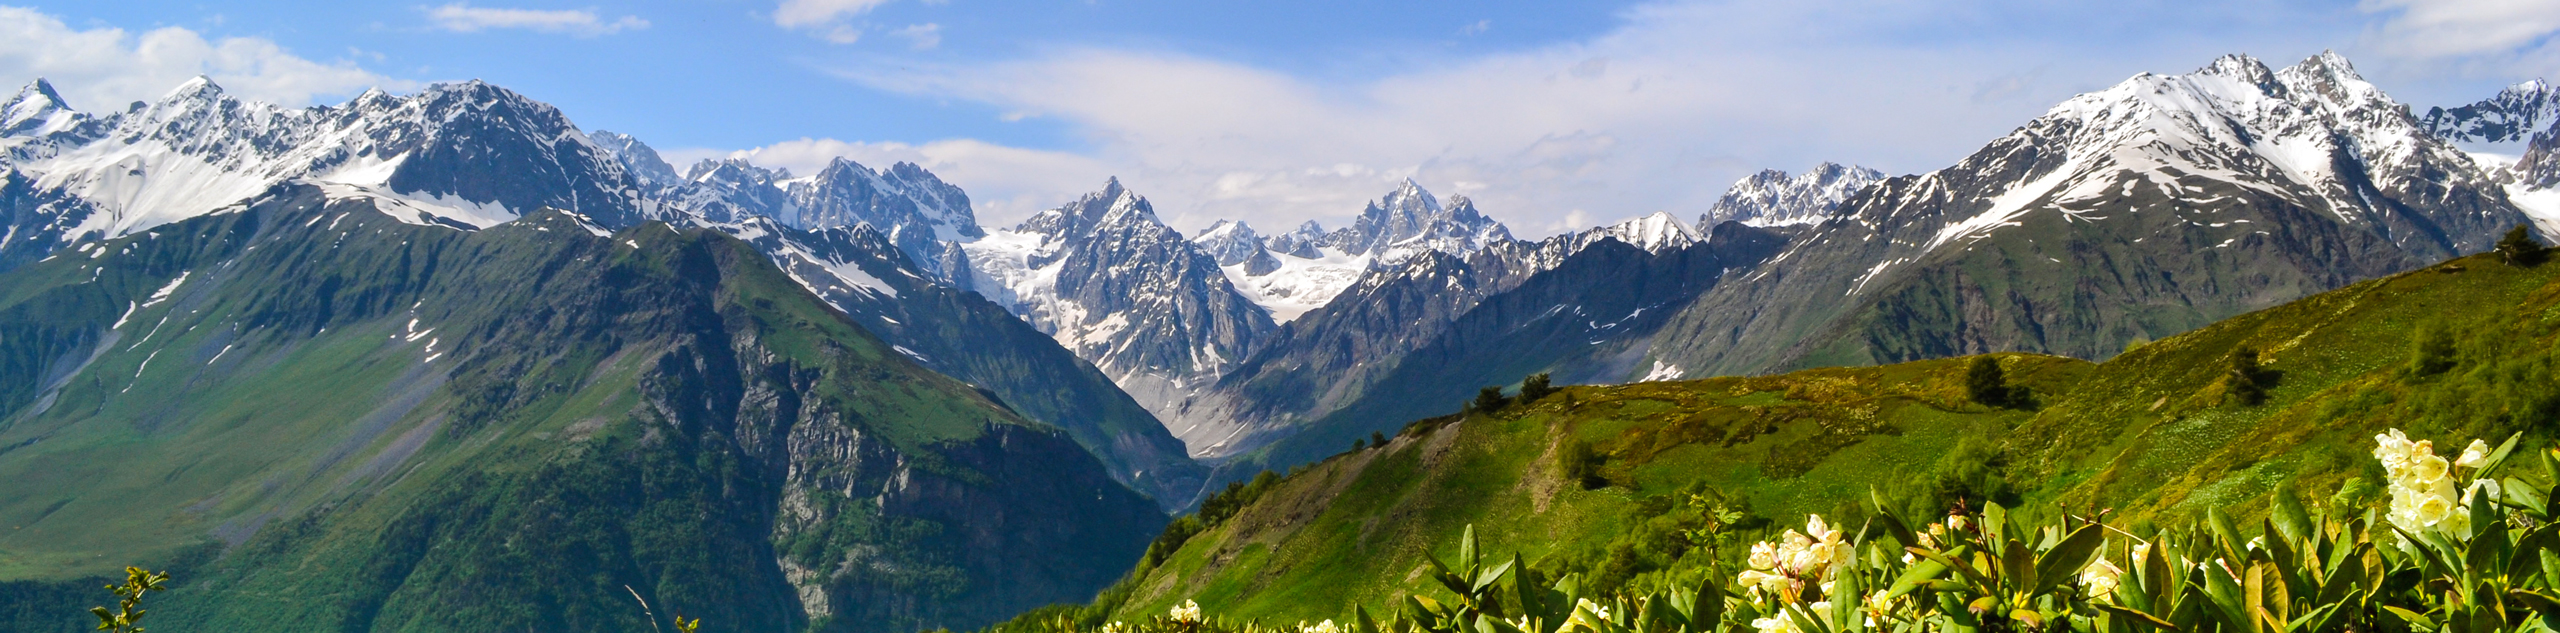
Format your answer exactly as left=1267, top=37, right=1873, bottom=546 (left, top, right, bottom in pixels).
left=1737, top=514, right=1851, bottom=600
left=1753, top=615, right=1802, bottom=633
left=2456, top=439, right=2491, bottom=469
left=2081, top=557, right=2124, bottom=601
left=1563, top=598, right=1615, bottom=631
left=2375, top=429, right=2496, bottom=534
left=1170, top=599, right=1203, bottom=623
left=1298, top=619, right=1340, bottom=633
left=1750, top=541, right=1781, bottom=569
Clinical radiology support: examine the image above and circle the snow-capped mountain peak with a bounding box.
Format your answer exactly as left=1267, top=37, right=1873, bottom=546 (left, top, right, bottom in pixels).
left=2425, top=79, right=2560, bottom=148
left=1847, top=50, right=2519, bottom=277
left=1585, top=211, right=1697, bottom=252
left=586, top=129, right=682, bottom=188
left=1193, top=219, right=1269, bottom=266
left=963, top=179, right=1275, bottom=436
left=2, top=78, right=79, bottom=137
left=1319, top=180, right=1512, bottom=262
left=1704, top=162, right=1885, bottom=227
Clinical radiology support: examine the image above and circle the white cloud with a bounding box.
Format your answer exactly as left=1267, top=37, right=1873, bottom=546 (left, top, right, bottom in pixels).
left=892, top=23, right=941, bottom=50
left=2360, top=0, right=2560, bottom=58
left=818, top=2, right=2119, bottom=235
left=775, top=0, right=894, bottom=28
left=0, top=6, right=406, bottom=109
left=427, top=4, right=650, bottom=37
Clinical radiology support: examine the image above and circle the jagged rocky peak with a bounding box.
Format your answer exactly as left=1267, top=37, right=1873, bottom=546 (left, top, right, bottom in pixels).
left=2425, top=79, right=2560, bottom=146
left=1321, top=179, right=1512, bottom=261
left=1267, top=220, right=1327, bottom=258
left=795, top=156, right=984, bottom=239
left=2, top=78, right=79, bottom=136
left=686, top=157, right=789, bottom=184
left=1703, top=162, right=1884, bottom=227
left=1017, top=176, right=1161, bottom=238
left=1193, top=219, right=1266, bottom=264
left=585, top=130, right=682, bottom=187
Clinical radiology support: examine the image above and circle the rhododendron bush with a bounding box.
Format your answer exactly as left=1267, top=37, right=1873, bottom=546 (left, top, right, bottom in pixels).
left=992, top=431, right=2560, bottom=633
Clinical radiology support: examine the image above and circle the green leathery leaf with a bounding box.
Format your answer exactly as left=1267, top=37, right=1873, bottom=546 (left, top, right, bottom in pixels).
left=2032, top=524, right=2107, bottom=596
left=1883, top=558, right=1950, bottom=600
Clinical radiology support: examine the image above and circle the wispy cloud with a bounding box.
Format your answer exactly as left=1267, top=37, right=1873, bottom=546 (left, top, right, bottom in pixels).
left=0, top=6, right=407, bottom=109
left=891, top=23, right=941, bottom=50
left=774, top=0, right=896, bottom=27
left=426, top=4, right=649, bottom=37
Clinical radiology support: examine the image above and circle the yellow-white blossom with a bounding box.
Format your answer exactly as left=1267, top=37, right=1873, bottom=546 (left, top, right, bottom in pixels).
left=1754, top=615, right=1802, bottom=633
left=1750, top=541, right=1781, bottom=569
left=1170, top=599, right=1203, bottom=624
left=1564, top=598, right=1614, bottom=631
left=1102, top=622, right=1131, bottom=633
left=2376, top=429, right=2488, bottom=535
left=1298, top=619, right=1339, bottom=633
left=2081, top=557, right=2124, bottom=601
left=2456, top=439, right=2491, bottom=469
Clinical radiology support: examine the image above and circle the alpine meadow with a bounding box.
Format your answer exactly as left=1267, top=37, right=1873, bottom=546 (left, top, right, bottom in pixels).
left=4, top=3, right=2560, bottom=633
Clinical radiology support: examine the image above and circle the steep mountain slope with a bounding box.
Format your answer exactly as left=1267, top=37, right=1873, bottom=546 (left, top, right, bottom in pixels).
left=965, top=180, right=1275, bottom=440
left=1227, top=224, right=1791, bottom=473
left=0, top=76, right=1201, bottom=512
left=1098, top=354, right=2096, bottom=625
left=1643, top=52, right=2532, bottom=379
left=1027, top=244, right=2560, bottom=628
left=701, top=216, right=1207, bottom=505
left=0, top=184, right=1163, bottom=632
left=1171, top=208, right=1770, bottom=461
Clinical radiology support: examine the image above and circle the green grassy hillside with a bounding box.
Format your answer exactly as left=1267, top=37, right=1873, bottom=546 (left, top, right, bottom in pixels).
left=1092, top=354, right=2089, bottom=625
left=1013, top=248, right=2560, bottom=629
left=0, top=185, right=1162, bottom=633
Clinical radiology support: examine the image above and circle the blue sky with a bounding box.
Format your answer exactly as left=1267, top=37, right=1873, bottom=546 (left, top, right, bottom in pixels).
left=7, top=1, right=2560, bottom=233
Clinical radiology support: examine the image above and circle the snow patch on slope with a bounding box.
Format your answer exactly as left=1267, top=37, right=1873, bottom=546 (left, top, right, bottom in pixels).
left=1220, top=247, right=1372, bottom=323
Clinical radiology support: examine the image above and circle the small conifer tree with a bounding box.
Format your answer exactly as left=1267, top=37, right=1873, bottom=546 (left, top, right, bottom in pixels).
left=1964, top=356, right=2007, bottom=407
left=2411, top=323, right=2457, bottom=376
left=1519, top=373, right=1556, bottom=403
left=2498, top=224, right=2548, bottom=266
left=1473, top=386, right=1509, bottom=413
left=2225, top=345, right=2269, bottom=405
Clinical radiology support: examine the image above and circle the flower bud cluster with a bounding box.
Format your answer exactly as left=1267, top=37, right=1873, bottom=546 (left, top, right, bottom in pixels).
left=1737, top=515, right=1851, bottom=601
left=2374, top=430, right=2495, bottom=534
